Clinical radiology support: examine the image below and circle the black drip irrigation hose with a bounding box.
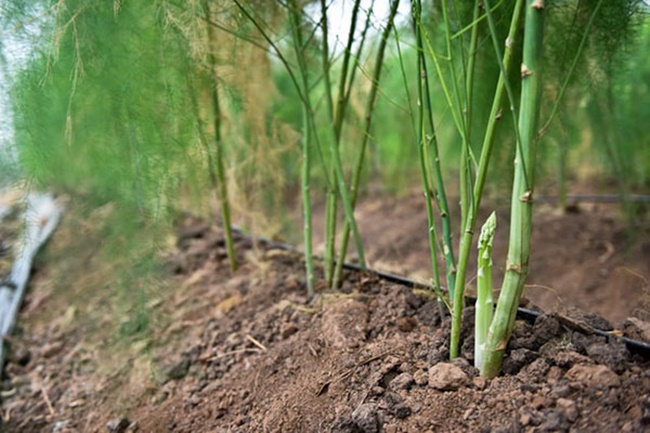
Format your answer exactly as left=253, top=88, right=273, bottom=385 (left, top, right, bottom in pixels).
left=232, top=227, right=650, bottom=359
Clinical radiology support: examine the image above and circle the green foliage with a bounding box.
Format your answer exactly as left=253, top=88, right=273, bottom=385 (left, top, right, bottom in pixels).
left=11, top=2, right=202, bottom=217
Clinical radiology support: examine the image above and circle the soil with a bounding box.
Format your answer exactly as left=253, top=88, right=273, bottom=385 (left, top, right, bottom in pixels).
left=306, top=191, right=650, bottom=323
left=2, top=194, right=650, bottom=432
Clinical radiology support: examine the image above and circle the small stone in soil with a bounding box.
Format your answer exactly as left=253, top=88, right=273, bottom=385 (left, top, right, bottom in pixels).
left=280, top=322, right=298, bottom=339
left=396, top=316, right=417, bottom=332
left=161, top=358, right=191, bottom=382
left=428, top=363, right=469, bottom=390
left=472, top=376, right=487, bottom=390
left=413, top=369, right=428, bottom=386
left=389, top=372, right=414, bottom=390
left=351, top=403, right=380, bottom=433
left=384, top=392, right=412, bottom=419
left=106, top=417, right=130, bottom=433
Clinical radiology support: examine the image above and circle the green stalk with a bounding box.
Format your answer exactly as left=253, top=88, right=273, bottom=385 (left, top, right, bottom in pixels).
left=320, top=0, right=336, bottom=288
left=410, top=1, right=457, bottom=301
left=461, top=0, right=481, bottom=232
left=205, top=0, right=237, bottom=272
left=331, top=0, right=399, bottom=286
left=322, top=0, right=362, bottom=287
left=450, top=0, right=524, bottom=360
left=475, top=211, right=496, bottom=370
left=288, top=0, right=316, bottom=293
left=411, top=0, right=447, bottom=310
left=556, top=128, right=568, bottom=211
left=321, top=0, right=370, bottom=287
left=481, top=0, right=545, bottom=378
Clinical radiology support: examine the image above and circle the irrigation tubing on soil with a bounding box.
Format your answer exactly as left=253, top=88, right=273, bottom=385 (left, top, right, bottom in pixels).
left=0, top=192, right=63, bottom=370
left=232, top=226, right=650, bottom=359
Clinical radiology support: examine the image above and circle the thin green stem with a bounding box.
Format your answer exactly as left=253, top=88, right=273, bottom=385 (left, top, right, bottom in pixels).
left=288, top=0, right=316, bottom=293
left=320, top=0, right=336, bottom=287
left=205, top=1, right=237, bottom=272
left=539, top=0, right=605, bottom=137
left=323, top=0, right=364, bottom=286
left=332, top=0, right=400, bottom=286
left=412, top=1, right=458, bottom=301
left=411, top=0, right=448, bottom=309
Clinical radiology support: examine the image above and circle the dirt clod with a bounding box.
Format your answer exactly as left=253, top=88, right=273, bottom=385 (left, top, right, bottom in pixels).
left=585, top=340, right=629, bottom=373
left=161, top=358, right=191, bottom=382
left=428, top=363, right=469, bottom=390
left=624, top=318, right=650, bottom=343
left=502, top=348, right=539, bottom=375
left=565, top=364, right=621, bottom=387
left=322, top=299, right=369, bottom=349
left=389, top=372, right=414, bottom=391
left=555, top=398, right=578, bottom=422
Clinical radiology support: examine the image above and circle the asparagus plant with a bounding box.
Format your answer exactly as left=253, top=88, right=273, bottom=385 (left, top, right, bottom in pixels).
left=332, top=0, right=400, bottom=288
left=481, top=0, right=546, bottom=378
left=204, top=0, right=237, bottom=272
left=474, top=211, right=496, bottom=370
left=287, top=0, right=316, bottom=293
left=450, top=0, right=525, bottom=360
left=320, top=0, right=364, bottom=288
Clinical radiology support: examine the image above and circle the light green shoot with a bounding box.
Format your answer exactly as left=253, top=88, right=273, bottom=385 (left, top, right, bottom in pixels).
left=475, top=211, right=496, bottom=370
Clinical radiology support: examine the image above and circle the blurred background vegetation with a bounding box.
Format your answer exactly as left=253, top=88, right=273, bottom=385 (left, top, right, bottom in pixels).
left=0, top=1, right=648, bottom=329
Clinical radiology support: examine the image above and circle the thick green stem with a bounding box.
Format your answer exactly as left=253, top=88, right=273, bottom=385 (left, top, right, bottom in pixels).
left=205, top=1, right=237, bottom=272
left=475, top=211, right=496, bottom=370
left=331, top=0, right=399, bottom=286
left=481, top=0, right=545, bottom=378
left=450, top=0, right=524, bottom=360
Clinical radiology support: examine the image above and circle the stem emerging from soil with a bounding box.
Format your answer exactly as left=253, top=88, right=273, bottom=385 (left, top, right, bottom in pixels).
left=332, top=0, right=400, bottom=288
left=481, top=0, right=545, bottom=378
left=450, top=0, right=525, bottom=360
left=205, top=0, right=237, bottom=272
left=288, top=0, right=316, bottom=293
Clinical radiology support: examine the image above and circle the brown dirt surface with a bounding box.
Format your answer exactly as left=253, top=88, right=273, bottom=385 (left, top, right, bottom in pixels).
left=2, top=197, right=650, bottom=432
left=307, top=191, right=650, bottom=324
